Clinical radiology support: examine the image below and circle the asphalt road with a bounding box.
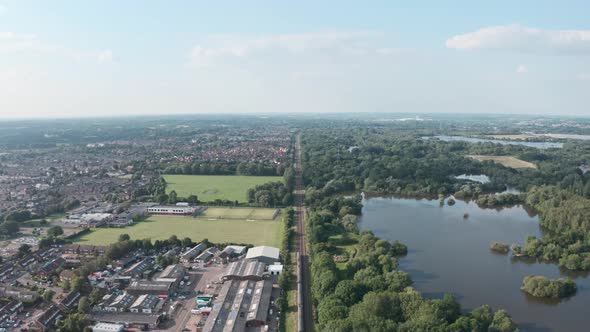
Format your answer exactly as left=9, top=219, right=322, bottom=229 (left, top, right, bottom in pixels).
left=294, top=134, right=314, bottom=332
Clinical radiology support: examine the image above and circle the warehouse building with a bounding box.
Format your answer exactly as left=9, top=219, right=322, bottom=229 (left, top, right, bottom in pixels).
left=126, top=280, right=174, bottom=297
left=179, top=242, right=207, bottom=263
left=155, top=264, right=186, bottom=288
left=129, top=294, right=161, bottom=314
left=245, top=246, right=280, bottom=265
left=223, top=260, right=266, bottom=281
left=92, top=323, right=124, bottom=332
left=202, top=279, right=273, bottom=332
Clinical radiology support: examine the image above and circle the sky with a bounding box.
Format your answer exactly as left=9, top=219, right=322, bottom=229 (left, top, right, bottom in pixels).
left=0, top=0, right=589, bottom=119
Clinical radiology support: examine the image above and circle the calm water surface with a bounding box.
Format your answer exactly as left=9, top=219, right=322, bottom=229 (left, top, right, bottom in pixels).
left=359, top=197, right=590, bottom=332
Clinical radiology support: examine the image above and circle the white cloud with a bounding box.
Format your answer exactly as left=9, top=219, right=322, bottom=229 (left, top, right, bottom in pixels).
left=189, top=31, right=380, bottom=65
left=0, top=32, right=43, bottom=52
left=1, top=31, right=113, bottom=64
left=446, top=24, right=590, bottom=55
left=0, top=4, right=6, bottom=16
left=97, top=49, right=114, bottom=64
left=577, top=73, right=590, bottom=81
left=516, top=64, right=528, bottom=74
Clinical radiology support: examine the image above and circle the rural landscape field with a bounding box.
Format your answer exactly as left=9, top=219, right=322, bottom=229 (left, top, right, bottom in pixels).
left=164, top=175, right=282, bottom=202
left=467, top=155, right=537, bottom=169
left=198, top=207, right=279, bottom=220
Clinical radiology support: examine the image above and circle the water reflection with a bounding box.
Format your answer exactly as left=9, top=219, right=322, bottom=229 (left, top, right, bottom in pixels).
left=359, top=196, right=590, bottom=332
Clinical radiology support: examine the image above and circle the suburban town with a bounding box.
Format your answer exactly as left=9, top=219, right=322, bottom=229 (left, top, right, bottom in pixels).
left=0, top=118, right=298, bottom=332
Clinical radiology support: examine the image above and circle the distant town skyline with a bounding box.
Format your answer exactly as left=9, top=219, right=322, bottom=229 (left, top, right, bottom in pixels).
left=1, top=0, right=589, bottom=118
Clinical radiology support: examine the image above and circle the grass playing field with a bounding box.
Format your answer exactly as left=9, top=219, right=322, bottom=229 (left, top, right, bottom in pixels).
left=74, top=215, right=282, bottom=247
left=164, top=175, right=282, bottom=202
left=199, top=207, right=279, bottom=220
left=467, top=155, right=537, bottom=169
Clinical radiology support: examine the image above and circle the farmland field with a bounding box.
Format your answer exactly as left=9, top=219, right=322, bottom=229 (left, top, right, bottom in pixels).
left=74, top=215, right=282, bottom=247
left=164, top=175, right=282, bottom=202
left=467, top=155, right=537, bottom=169
left=200, top=207, right=279, bottom=220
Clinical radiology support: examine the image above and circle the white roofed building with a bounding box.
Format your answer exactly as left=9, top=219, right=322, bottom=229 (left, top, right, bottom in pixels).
left=245, top=246, right=280, bottom=265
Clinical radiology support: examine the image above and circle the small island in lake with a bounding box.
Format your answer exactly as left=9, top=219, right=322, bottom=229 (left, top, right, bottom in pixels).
left=521, top=275, right=577, bottom=299
left=490, top=242, right=510, bottom=254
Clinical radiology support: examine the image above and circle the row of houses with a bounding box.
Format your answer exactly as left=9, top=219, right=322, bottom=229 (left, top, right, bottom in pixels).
left=62, top=244, right=108, bottom=256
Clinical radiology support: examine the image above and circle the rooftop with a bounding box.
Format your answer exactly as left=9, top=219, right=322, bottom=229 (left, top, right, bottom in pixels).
left=245, top=246, right=280, bottom=261
left=202, top=279, right=272, bottom=332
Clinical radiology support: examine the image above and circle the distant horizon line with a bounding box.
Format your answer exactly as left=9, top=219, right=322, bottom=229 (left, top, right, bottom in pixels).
left=0, top=111, right=589, bottom=121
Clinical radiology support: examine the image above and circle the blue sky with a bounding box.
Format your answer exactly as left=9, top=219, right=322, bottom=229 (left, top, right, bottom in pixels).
left=1, top=0, right=589, bottom=118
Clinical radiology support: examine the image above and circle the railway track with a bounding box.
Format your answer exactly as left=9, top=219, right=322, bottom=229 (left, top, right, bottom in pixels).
left=294, top=134, right=313, bottom=332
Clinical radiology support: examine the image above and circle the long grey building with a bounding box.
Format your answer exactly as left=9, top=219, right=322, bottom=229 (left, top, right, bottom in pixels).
left=223, top=260, right=266, bottom=282
left=202, top=279, right=272, bottom=332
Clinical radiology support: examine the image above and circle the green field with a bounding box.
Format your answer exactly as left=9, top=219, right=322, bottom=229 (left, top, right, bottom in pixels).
left=200, top=207, right=279, bottom=220
left=164, top=175, right=282, bottom=202
left=74, top=215, right=282, bottom=247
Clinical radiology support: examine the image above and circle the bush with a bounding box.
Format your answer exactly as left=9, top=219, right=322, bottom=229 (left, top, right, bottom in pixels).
left=521, top=275, right=576, bottom=298
left=490, top=242, right=510, bottom=254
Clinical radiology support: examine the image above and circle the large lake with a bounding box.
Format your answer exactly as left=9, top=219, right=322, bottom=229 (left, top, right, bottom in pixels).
left=359, top=196, right=590, bottom=332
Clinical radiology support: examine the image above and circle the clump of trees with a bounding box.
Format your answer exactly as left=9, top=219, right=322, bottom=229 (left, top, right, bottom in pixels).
left=490, top=242, right=510, bottom=254
left=247, top=181, right=292, bottom=207
left=521, top=275, right=576, bottom=299
left=477, top=193, right=524, bottom=208
left=512, top=186, right=590, bottom=270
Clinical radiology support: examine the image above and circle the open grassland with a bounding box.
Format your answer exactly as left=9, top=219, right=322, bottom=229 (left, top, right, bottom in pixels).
left=284, top=289, right=298, bottom=332
left=467, top=155, right=537, bottom=169
left=164, top=175, right=282, bottom=202
left=329, top=233, right=359, bottom=271
left=200, top=207, right=279, bottom=220
left=74, top=215, right=282, bottom=247
left=486, top=134, right=533, bottom=140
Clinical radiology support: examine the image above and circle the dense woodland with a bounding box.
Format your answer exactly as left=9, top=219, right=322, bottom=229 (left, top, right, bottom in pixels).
left=301, top=128, right=590, bottom=197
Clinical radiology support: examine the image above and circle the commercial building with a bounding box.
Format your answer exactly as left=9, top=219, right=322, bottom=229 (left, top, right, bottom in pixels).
left=92, top=323, right=124, bottom=332
left=202, top=279, right=273, bottom=332
left=268, top=263, right=284, bottom=276
left=122, top=258, right=154, bottom=278
left=179, top=243, right=207, bottom=263
left=223, top=260, right=266, bottom=281
left=155, top=264, right=186, bottom=287
left=129, top=294, right=161, bottom=314
left=99, top=293, right=136, bottom=312
left=245, top=246, right=280, bottom=265
left=147, top=205, right=195, bottom=216
left=80, top=213, right=113, bottom=228
left=195, top=247, right=219, bottom=265
left=215, top=245, right=247, bottom=264
left=87, top=311, right=161, bottom=330
left=126, top=280, right=174, bottom=297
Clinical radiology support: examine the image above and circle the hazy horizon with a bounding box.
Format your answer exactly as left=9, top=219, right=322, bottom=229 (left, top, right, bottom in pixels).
left=1, top=1, right=589, bottom=118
